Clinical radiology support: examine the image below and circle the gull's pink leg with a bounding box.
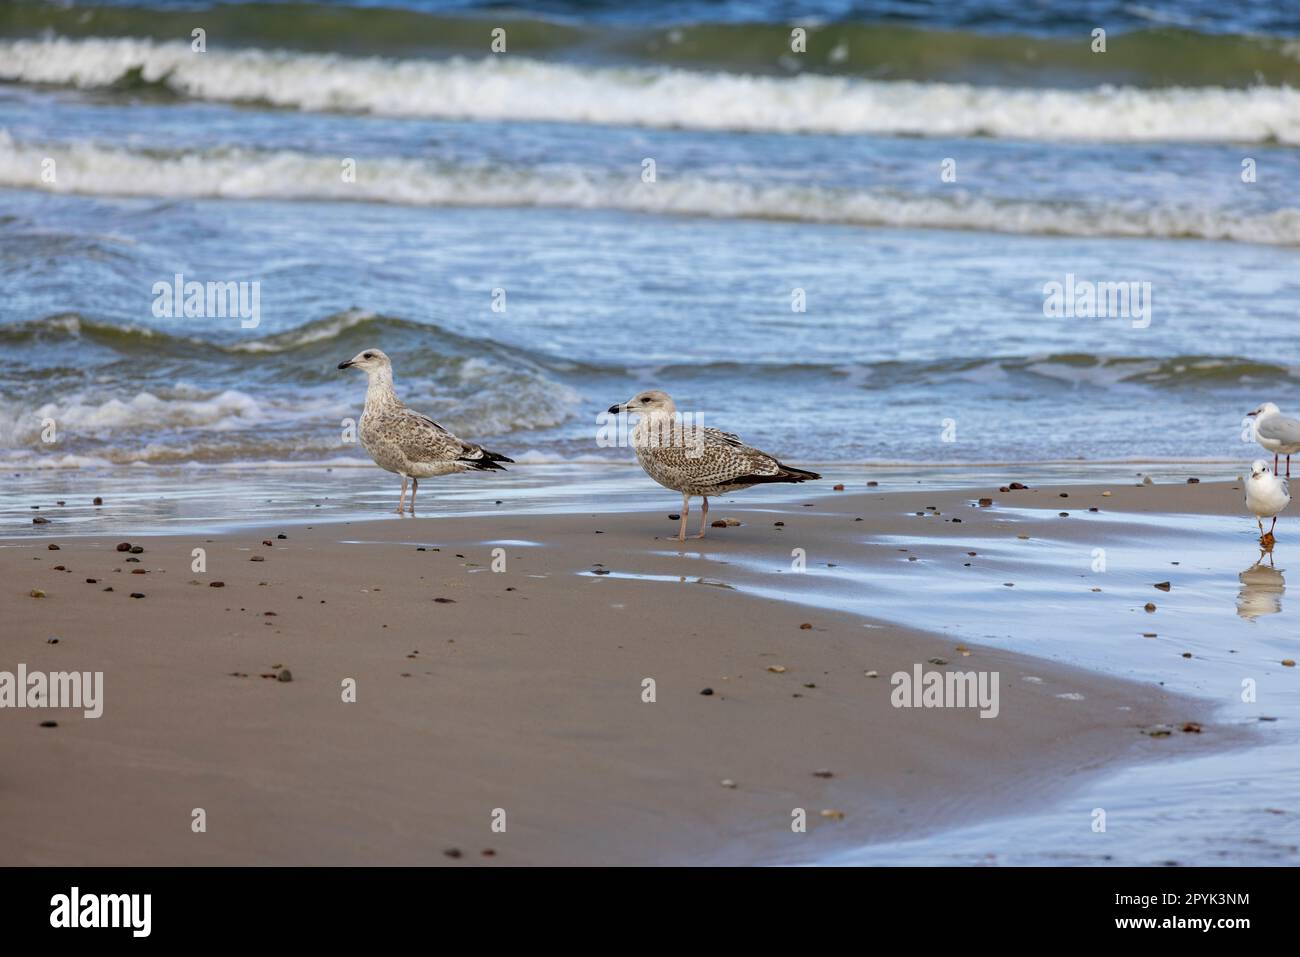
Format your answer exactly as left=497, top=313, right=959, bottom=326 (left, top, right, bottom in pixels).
left=395, top=476, right=408, bottom=514
left=694, top=496, right=709, bottom=539
left=677, top=495, right=689, bottom=542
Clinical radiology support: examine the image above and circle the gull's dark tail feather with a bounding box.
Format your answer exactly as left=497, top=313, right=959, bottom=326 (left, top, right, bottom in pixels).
left=728, top=463, right=821, bottom=486
left=460, top=447, right=514, bottom=471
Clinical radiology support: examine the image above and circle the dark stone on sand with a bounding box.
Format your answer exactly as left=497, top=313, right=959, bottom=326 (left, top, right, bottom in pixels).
left=700, top=688, right=714, bottom=696
left=669, top=513, right=680, bottom=520
left=129, top=545, right=143, bottom=554
left=774, top=521, right=784, bottom=527
left=102, top=587, right=113, bottom=592
left=1154, top=581, right=1171, bottom=591
left=116, top=542, right=132, bottom=552
left=249, top=555, right=264, bottom=562
left=47, top=544, right=59, bottom=550
left=867, top=481, right=878, bottom=487
left=33, top=517, right=49, bottom=524
left=210, top=581, right=225, bottom=587
left=131, top=569, right=146, bottom=575
left=47, top=637, right=59, bottom=644
left=125, top=557, right=140, bottom=563
left=93, top=497, right=103, bottom=505
left=277, top=669, right=292, bottom=682
left=130, top=592, right=145, bottom=599
left=1145, top=602, right=1157, bottom=612
left=928, top=657, right=949, bottom=665
left=1059, top=493, right=1069, bottom=498
left=978, top=497, right=993, bottom=506
left=86, top=578, right=97, bottom=584
left=1009, top=482, right=1028, bottom=490
left=433, top=597, right=456, bottom=603
left=444, top=848, right=462, bottom=859
left=277, top=534, right=287, bottom=539
left=813, top=769, right=833, bottom=778
left=592, top=569, right=610, bottom=575
left=40, top=721, right=58, bottom=728
left=1187, top=477, right=1200, bottom=484
left=711, top=520, right=727, bottom=527
left=262, top=540, right=273, bottom=546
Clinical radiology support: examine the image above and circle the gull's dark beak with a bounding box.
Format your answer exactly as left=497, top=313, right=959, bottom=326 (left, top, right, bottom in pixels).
left=1247, top=411, right=1258, bottom=417
left=338, top=360, right=353, bottom=370
left=607, top=403, right=622, bottom=414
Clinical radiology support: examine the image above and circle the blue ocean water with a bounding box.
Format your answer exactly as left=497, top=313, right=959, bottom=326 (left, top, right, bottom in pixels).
left=1, top=0, right=1298, bottom=472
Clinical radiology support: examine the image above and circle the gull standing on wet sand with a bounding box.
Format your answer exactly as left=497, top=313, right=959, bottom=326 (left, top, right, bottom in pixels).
left=1245, top=459, right=1290, bottom=540
left=339, top=348, right=513, bottom=514
left=1246, top=402, right=1300, bottom=477
left=608, top=390, right=820, bottom=542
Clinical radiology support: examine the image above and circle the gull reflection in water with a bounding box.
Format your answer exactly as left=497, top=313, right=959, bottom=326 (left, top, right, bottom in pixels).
left=1237, top=553, right=1286, bottom=620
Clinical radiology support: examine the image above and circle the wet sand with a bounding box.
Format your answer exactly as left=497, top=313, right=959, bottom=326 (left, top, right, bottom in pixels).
left=0, top=478, right=1254, bottom=865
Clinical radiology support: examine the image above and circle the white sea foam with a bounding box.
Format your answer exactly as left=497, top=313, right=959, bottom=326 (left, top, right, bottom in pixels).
left=2, top=37, right=1298, bottom=143
left=5, top=135, right=1298, bottom=244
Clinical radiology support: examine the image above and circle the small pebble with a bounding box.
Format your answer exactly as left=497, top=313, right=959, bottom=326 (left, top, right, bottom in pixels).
left=210, top=581, right=225, bottom=588
left=116, top=542, right=132, bottom=552
left=47, top=544, right=59, bottom=551
left=700, top=688, right=714, bottom=696
left=93, top=497, right=103, bottom=505
left=249, top=555, right=264, bottom=562
left=130, top=592, right=145, bottom=599
left=129, top=545, right=143, bottom=554
left=277, top=669, right=293, bottom=682
left=1145, top=602, right=1157, bottom=612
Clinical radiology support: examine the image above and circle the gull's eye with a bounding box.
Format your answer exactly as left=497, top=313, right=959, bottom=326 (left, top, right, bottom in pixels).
left=363, top=352, right=374, bottom=359
left=640, top=397, right=650, bottom=403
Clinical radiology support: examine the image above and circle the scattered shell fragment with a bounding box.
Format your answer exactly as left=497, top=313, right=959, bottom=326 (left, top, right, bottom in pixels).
left=820, top=809, right=845, bottom=821
left=766, top=665, right=787, bottom=673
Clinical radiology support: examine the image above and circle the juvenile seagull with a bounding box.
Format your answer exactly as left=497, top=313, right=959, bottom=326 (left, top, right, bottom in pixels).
left=1246, top=402, right=1300, bottom=477
left=608, top=389, right=820, bottom=542
left=1245, top=458, right=1290, bottom=540
left=339, top=348, right=512, bottom=514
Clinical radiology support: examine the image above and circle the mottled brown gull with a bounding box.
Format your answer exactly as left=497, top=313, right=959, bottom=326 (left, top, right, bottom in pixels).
left=608, top=389, right=820, bottom=541
left=339, top=348, right=512, bottom=514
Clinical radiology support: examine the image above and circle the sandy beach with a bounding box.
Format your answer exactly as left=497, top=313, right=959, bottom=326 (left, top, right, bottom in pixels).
left=2, top=476, right=1263, bottom=866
